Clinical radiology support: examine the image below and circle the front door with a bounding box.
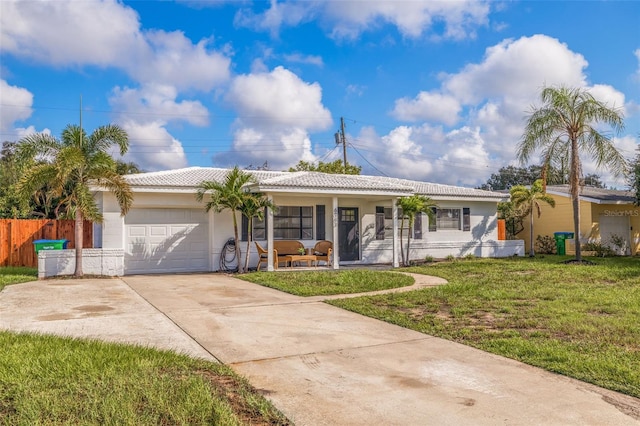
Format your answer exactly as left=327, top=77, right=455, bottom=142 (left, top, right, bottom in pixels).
left=338, top=207, right=359, bottom=261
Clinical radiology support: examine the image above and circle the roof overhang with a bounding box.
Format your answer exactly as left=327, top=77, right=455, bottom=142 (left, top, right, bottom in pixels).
left=546, top=189, right=633, bottom=205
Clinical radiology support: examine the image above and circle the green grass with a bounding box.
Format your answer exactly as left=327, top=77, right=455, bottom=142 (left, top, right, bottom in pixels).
left=0, top=332, right=290, bottom=425
left=328, top=256, right=640, bottom=398
left=239, top=270, right=414, bottom=296
left=0, top=267, right=37, bottom=291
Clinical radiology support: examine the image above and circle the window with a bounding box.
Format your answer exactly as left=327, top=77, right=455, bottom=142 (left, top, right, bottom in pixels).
left=242, top=205, right=322, bottom=241
left=436, top=208, right=461, bottom=230
left=241, top=209, right=267, bottom=241
left=273, top=206, right=313, bottom=240
left=429, top=207, right=471, bottom=231
left=375, top=206, right=420, bottom=240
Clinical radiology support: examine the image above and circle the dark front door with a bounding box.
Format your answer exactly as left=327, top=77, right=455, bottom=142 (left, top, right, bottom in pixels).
left=338, top=207, right=359, bottom=261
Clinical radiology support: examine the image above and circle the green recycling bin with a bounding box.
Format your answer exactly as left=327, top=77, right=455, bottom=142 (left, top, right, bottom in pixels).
left=33, top=239, right=68, bottom=254
left=553, top=232, right=574, bottom=255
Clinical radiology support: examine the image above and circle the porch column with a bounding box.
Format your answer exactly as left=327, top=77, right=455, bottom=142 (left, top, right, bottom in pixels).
left=392, top=198, right=399, bottom=268
left=332, top=196, right=339, bottom=270
left=267, top=194, right=275, bottom=271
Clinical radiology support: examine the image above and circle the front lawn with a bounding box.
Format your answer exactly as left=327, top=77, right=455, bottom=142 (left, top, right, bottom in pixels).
left=0, top=266, right=37, bottom=291
left=328, top=256, right=640, bottom=398
left=239, top=269, right=413, bottom=296
left=0, top=332, right=290, bottom=425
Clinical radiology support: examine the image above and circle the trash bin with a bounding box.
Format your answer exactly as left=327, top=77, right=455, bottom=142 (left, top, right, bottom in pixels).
left=553, top=232, right=574, bottom=255
left=33, top=239, right=68, bottom=254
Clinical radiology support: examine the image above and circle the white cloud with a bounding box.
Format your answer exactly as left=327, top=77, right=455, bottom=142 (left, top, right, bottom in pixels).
left=442, top=35, right=588, bottom=105
left=391, top=92, right=461, bottom=125
left=234, top=1, right=315, bottom=37
left=108, top=84, right=207, bottom=170
left=353, top=124, right=491, bottom=185
left=234, top=0, right=490, bottom=40
left=588, top=84, right=627, bottom=114
left=283, top=53, right=324, bottom=67
left=132, top=30, right=231, bottom=92
left=226, top=66, right=331, bottom=129
left=117, top=119, right=188, bottom=171
left=0, top=0, right=231, bottom=92
left=0, top=79, right=33, bottom=133
left=216, top=66, right=332, bottom=168
left=326, top=0, right=490, bottom=40
left=109, top=84, right=209, bottom=127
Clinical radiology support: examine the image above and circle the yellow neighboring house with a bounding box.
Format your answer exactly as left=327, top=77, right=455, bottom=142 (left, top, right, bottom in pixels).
left=516, top=185, right=639, bottom=256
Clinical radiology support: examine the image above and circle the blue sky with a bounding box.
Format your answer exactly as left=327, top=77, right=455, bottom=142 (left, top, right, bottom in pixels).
left=1, top=0, right=639, bottom=188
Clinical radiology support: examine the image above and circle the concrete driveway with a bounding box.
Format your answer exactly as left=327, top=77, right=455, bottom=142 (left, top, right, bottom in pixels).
left=1, top=273, right=639, bottom=425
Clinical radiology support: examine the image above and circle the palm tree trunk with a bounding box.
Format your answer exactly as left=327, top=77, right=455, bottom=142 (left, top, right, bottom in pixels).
left=399, top=217, right=405, bottom=267
left=232, top=212, right=243, bottom=273
left=244, top=217, right=252, bottom=273
left=570, top=136, right=582, bottom=261
left=74, top=209, right=83, bottom=277
left=406, top=225, right=412, bottom=266
left=529, top=208, right=535, bottom=257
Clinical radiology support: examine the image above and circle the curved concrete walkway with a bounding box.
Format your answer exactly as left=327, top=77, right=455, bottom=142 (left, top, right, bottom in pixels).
left=1, top=272, right=639, bottom=425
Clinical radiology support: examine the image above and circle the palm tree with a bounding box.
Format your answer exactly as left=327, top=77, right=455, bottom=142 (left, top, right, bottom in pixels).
left=518, top=85, right=626, bottom=261
left=396, top=195, right=437, bottom=266
left=16, top=124, right=133, bottom=276
left=510, top=180, right=556, bottom=257
left=239, top=194, right=274, bottom=272
left=196, top=166, right=255, bottom=273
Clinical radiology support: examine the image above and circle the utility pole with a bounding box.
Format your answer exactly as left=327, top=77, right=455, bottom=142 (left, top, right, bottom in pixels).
left=334, top=116, right=348, bottom=168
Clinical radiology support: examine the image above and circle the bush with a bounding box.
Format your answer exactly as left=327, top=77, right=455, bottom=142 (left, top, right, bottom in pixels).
left=582, top=241, right=616, bottom=257
left=424, top=255, right=434, bottom=263
left=535, top=235, right=556, bottom=254
left=445, top=254, right=456, bottom=262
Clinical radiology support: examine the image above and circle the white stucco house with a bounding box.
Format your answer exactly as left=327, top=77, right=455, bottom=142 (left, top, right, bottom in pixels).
left=38, top=167, right=524, bottom=277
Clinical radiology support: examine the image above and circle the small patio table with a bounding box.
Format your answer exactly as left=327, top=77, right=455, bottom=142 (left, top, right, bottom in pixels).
left=285, top=254, right=318, bottom=268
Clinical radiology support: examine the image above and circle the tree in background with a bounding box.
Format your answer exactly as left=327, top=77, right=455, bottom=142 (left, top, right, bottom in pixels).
left=627, top=141, right=640, bottom=206
left=396, top=195, right=436, bottom=266
left=0, top=141, right=31, bottom=218
left=518, top=85, right=626, bottom=261
left=510, top=180, right=556, bottom=257
left=478, top=164, right=603, bottom=191
left=16, top=124, right=133, bottom=276
left=196, top=166, right=254, bottom=273
left=497, top=200, right=526, bottom=240
left=116, top=160, right=143, bottom=175
left=289, top=160, right=361, bottom=175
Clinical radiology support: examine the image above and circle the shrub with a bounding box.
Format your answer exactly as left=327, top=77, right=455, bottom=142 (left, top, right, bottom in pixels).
left=464, top=253, right=476, bottom=260
left=582, top=241, right=616, bottom=257
left=445, top=254, right=456, bottom=262
left=535, top=235, right=556, bottom=254
left=424, top=255, right=434, bottom=263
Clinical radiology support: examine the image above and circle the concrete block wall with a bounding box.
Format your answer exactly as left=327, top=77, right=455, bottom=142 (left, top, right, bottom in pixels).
left=38, top=249, right=124, bottom=279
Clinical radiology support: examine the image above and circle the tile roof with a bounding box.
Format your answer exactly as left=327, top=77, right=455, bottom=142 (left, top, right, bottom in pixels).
left=546, top=185, right=636, bottom=204
left=122, top=166, right=506, bottom=200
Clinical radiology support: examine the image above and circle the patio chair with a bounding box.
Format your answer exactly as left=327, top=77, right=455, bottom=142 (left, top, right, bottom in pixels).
left=312, top=240, right=333, bottom=266
left=255, top=242, right=275, bottom=271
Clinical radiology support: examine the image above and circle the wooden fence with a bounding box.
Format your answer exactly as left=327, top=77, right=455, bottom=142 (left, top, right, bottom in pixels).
left=0, top=219, right=93, bottom=267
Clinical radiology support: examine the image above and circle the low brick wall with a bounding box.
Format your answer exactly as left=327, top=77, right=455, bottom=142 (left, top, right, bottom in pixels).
left=38, top=249, right=124, bottom=279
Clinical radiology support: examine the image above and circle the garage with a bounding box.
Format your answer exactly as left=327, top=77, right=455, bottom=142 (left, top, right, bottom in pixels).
left=125, top=208, right=209, bottom=274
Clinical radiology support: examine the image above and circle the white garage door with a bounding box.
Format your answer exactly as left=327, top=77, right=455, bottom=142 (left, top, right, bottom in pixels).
left=125, top=208, right=209, bottom=274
